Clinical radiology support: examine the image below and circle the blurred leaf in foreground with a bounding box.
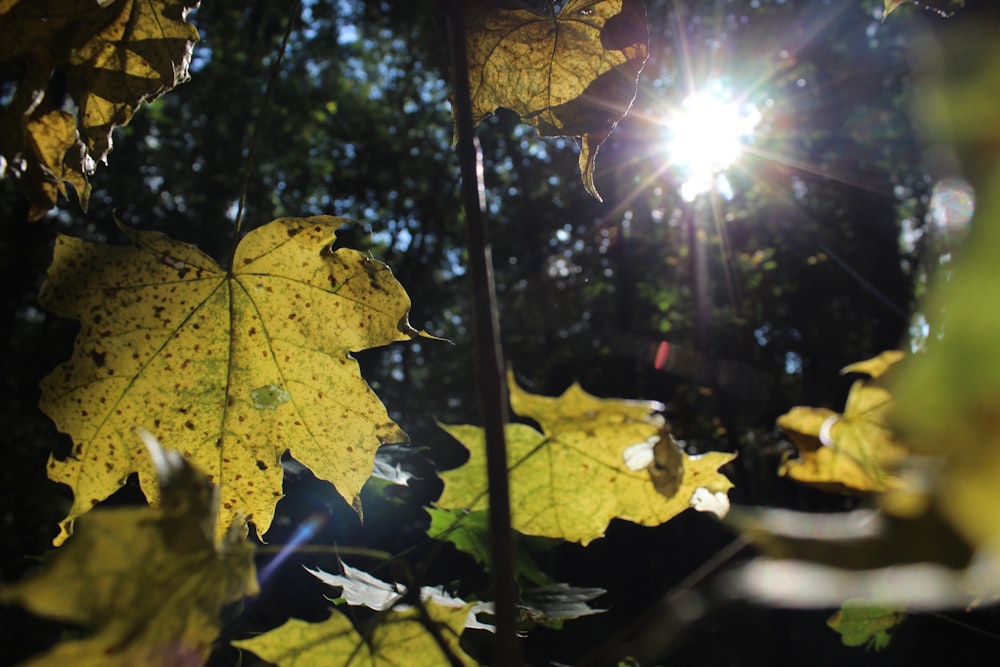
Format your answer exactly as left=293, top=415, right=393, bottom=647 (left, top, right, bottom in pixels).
left=0, top=433, right=257, bottom=667
left=778, top=351, right=908, bottom=493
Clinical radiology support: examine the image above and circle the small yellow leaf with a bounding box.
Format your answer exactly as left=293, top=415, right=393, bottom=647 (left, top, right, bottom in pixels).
left=883, top=0, right=964, bottom=19
left=0, top=444, right=257, bottom=667
left=233, top=600, right=477, bottom=667
left=465, top=0, right=648, bottom=200
left=778, top=352, right=909, bottom=493
left=883, top=0, right=908, bottom=17
left=841, top=350, right=904, bottom=379
left=39, top=217, right=426, bottom=544
left=436, top=373, right=735, bottom=545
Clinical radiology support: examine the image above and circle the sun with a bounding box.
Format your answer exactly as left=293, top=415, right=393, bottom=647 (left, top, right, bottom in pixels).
left=661, top=84, right=762, bottom=202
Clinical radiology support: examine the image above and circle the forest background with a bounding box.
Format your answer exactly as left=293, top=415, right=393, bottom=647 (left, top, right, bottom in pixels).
left=3, top=0, right=1000, bottom=665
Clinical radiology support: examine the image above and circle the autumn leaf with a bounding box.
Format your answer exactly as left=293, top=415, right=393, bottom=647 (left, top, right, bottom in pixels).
left=39, top=216, right=430, bottom=545
left=883, top=0, right=964, bottom=19
left=0, top=433, right=258, bottom=667
left=232, top=600, right=478, bottom=667
left=828, top=600, right=905, bottom=651
left=465, top=0, right=648, bottom=200
left=0, top=0, right=198, bottom=219
left=777, top=351, right=909, bottom=493
left=435, top=372, right=735, bottom=545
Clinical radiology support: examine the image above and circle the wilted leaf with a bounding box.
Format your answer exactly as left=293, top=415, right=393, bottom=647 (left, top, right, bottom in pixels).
left=0, top=0, right=198, bottom=219
left=0, top=435, right=258, bottom=667
left=520, top=583, right=607, bottom=627
left=39, top=216, right=429, bottom=545
left=306, top=560, right=495, bottom=632
left=232, top=600, right=478, bottom=667
left=465, top=0, right=648, bottom=200
left=778, top=352, right=909, bottom=493
left=436, top=372, right=735, bottom=545
left=828, top=600, right=905, bottom=651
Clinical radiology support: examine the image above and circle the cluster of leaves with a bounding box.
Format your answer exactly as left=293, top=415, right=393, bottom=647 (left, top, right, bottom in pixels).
left=1, top=1, right=740, bottom=664
left=4, top=0, right=1000, bottom=664
left=0, top=0, right=199, bottom=219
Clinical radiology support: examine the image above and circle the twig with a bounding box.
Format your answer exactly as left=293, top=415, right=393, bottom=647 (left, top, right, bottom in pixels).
left=230, top=0, right=301, bottom=267
left=446, top=3, right=521, bottom=665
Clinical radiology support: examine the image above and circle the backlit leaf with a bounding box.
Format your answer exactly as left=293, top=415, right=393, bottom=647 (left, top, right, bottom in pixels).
left=883, top=0, right=964, bottom=19
left=892, top=164, right=1000, bottom=550
left=0, top=436, right=258, bottom=667
left=778, top=352, right=909, bottom=493
left=38, top=216, right=428, bottom=545
left=465, top=0, right=648, bottom=200
left=306, top=560, right=496, bottom=632
left=0, top=0, right=198, bottom=219
left=827, top=600, right=906, bottom=651
left=426, top=508, right=557, bottom=585
left=232, top=600, right=478, bottom=667
left=436, top=372, right=735, bottom=545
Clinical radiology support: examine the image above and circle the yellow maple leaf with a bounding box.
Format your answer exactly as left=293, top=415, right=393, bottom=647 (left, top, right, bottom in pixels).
left=0, top=0, right=198, bottom=218
left=39, top=216, right=429, bottom=545
left=436, top=373, right=735, bottom=546
left=0, top=435, right=258, bottom=667
left=465, top=0, right=648, bottom=200
left=778, top=351, right=909, bottom=494
left=232, top=600, right=477, bottom=667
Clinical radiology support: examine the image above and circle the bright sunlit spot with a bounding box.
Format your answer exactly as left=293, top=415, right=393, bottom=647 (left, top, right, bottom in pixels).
left=662, top=85, right=761, bottom=202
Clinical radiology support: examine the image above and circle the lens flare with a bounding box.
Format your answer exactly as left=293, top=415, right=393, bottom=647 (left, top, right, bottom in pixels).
left=662, top=85, right=761, bottom=201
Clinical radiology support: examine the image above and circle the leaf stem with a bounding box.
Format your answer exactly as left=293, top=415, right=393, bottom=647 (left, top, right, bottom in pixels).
left=446, top=3, right=521, bottom=665
left=230, top=0, right=301, bottom=268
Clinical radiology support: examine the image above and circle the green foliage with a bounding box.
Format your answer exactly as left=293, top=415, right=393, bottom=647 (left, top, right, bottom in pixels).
left=426, top=509, right=557, bottom=586
left=827, top=600, right=906, bottom=651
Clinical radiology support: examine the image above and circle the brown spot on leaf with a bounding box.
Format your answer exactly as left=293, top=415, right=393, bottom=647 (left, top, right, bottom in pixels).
left=256, top=460, right=268, bottom=471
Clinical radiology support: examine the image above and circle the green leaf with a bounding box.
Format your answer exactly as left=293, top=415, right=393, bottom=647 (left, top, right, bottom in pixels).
left=827, top=600, right=906, bottom=651
left=426, top=508, right=557, bottom=586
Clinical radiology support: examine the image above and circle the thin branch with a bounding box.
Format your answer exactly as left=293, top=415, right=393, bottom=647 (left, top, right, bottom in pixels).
left=446, top=2, right=521, bottom=665
left=230, top=0, right=301, bottom=268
